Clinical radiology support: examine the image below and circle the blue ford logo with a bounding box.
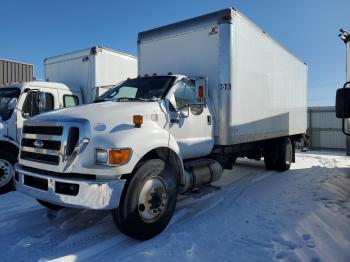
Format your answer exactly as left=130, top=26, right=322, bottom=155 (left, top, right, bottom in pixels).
left=33, top=140, right=44, bottom=148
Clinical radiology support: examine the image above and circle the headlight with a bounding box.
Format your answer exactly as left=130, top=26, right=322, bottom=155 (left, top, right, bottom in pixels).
left=96, top=149, right=108, bottom=163
left=95, top=148, right=132, bottom=166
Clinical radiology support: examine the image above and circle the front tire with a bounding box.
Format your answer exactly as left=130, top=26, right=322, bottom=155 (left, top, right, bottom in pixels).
left=0, top=150, right=17, bottom=194
left=112, top=159, right=177, bottom=240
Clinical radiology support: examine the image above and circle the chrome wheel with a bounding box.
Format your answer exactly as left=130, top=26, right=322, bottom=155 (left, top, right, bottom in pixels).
left=138, top=176, right=168, bottom=223
left=0, top=159, right=14, bottom=187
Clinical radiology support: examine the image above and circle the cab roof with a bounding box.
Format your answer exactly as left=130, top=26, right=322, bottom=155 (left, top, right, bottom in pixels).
left=0, top=81, right=80, bottom=92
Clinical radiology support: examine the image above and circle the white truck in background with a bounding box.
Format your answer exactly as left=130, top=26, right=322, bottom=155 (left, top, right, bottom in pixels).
left=0, top=46, right=137, bottom=193
left=45, top=46, right=137, bottom=103
left=15, top=8, right=307, bottom=239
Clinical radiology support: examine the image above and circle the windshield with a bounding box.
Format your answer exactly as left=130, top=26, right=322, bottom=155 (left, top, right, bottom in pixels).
left=0, top=88, right=20, bottom=121
left=96, top=76, right=176, bottom=102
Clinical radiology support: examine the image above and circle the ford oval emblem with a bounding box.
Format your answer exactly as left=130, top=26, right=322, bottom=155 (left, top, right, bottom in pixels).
left=33, top=140, right=44, bottom=148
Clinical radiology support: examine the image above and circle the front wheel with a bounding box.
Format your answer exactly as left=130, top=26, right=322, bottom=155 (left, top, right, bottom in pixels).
left=112, top=159, right=177, bottom=240
left=0, top=151, right=17, bottom=194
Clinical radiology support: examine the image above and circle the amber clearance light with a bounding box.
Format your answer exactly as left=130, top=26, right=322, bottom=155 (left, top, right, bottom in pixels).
left=108, top=149, right=132, bottom=165
left=133, top=115, right=143, bottom=128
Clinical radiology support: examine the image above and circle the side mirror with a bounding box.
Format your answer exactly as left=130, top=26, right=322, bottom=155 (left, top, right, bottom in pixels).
left=38, top=92, right=46, bottom=114
left=336, top=82, right=350, bottom=118
left=6, top=98, right=17, bottom=111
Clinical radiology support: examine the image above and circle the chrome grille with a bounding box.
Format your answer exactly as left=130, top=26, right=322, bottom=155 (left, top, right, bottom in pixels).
left=20, top=124, right=63, bottom=165
left=19, top=120, right=85, bottom=173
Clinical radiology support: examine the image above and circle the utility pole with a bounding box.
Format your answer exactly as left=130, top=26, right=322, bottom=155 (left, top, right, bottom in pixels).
left=338, top=29, right=350, bottom=155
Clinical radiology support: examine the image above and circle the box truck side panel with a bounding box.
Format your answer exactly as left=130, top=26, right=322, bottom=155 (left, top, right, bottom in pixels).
left=227, top=13, right=307, bottom=145
left=95, top=50, right=137, bottom=97
left=45, top=52, right=93, bottom=103
left=139, top=21, right=220, bottom=130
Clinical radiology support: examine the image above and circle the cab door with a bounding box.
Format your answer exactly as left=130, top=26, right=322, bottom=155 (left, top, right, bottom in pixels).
left=16, top=87, right=57, bottom=142
left=167, top=77, right=214, bottom=159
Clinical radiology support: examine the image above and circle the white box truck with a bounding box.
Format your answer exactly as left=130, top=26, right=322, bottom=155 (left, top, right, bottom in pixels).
left=0, top=46, right=136, bottom=193
left=45, top=46, right=137, bottom=103
left=15, top=8, right=307, bottom=239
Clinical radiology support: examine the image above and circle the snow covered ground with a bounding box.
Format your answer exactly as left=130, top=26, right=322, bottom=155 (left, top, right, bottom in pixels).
left=0, top=152, right=349, bottom=262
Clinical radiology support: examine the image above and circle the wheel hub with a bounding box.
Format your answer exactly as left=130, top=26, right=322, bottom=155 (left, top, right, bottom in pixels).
left=0, top=159, right=14, bottom=187
left=150, top=190, right=162, bottom=209
left=138, top=177, right=168, bottom=223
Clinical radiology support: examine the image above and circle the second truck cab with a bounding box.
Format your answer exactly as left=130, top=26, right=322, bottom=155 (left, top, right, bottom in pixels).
left=0, top=81, right=82, bottom=193
left=0, top=46, right=137, bottom=193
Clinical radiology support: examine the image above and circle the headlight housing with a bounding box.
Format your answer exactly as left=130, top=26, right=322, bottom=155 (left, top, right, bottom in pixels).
left=95, top=148, right=132, bottom=166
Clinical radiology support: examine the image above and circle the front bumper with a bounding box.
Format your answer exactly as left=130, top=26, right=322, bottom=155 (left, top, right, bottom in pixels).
left=14, top=164, right=126, bottom=210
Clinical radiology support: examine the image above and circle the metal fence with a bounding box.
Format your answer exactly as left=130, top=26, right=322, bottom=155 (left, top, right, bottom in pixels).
left=0, top=59, right=34, bottom=86
left=308, top=106, right=345, bottom=150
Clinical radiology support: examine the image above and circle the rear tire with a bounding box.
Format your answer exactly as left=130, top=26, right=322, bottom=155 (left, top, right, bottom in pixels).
left=112, top=159, right=177, bottom=240
left=37, top=199, right=63, bottom=210
left=264, top=147, right=277, bottom=170
left=0, top=150, right=17, bottom=194
left=275, top=138, right=293, bottom=171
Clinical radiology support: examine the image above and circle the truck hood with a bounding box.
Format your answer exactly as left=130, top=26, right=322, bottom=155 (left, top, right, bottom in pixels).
left=29, top=101, right=165, bottom=130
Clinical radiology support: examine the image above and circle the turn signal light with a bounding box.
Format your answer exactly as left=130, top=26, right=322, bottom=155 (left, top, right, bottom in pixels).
left=109, top=149, right=132, bottom=165
left=133, top=115, right=143, bottom=128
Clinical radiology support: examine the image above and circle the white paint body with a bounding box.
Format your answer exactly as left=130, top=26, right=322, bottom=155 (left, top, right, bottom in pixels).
left=45, top=47, right=137, bottom=104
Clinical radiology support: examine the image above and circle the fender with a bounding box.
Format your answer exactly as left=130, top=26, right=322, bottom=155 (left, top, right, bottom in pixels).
left=104, top=125, right=182, bottom=173
left=0, top=140, right=19, bottom=155
left=70, top=123, right=184, bottom=179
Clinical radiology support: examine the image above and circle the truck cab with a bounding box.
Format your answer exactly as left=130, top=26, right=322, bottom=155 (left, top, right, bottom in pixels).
left=0, top=81, right=82, bottom=193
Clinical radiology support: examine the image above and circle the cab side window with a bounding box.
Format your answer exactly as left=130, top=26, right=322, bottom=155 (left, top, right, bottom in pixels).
left=22, top=92, right=54, bottom=118
left=173, top=79, right=196, bottom=109
left=45, top=93, right=54, bottom=112
left=22, top=92, right=38, bottom=118
left=63, top=95, right=79, bottom=108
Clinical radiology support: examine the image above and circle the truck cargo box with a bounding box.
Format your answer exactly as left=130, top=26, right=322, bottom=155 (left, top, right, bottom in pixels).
left=44, top=46, right=137, bottom=104
left=138, top=8, right=307, bottom=145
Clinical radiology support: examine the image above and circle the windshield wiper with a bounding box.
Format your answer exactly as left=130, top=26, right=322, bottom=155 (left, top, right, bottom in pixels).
left=112, top=97, right=155, bottom=102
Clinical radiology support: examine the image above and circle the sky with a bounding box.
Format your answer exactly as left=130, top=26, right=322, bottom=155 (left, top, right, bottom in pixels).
left=1, top=0, right=349, bottom=106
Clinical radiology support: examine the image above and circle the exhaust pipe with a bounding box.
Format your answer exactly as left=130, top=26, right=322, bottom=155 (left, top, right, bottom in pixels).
left=179, top=159, right=223, bottom=194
